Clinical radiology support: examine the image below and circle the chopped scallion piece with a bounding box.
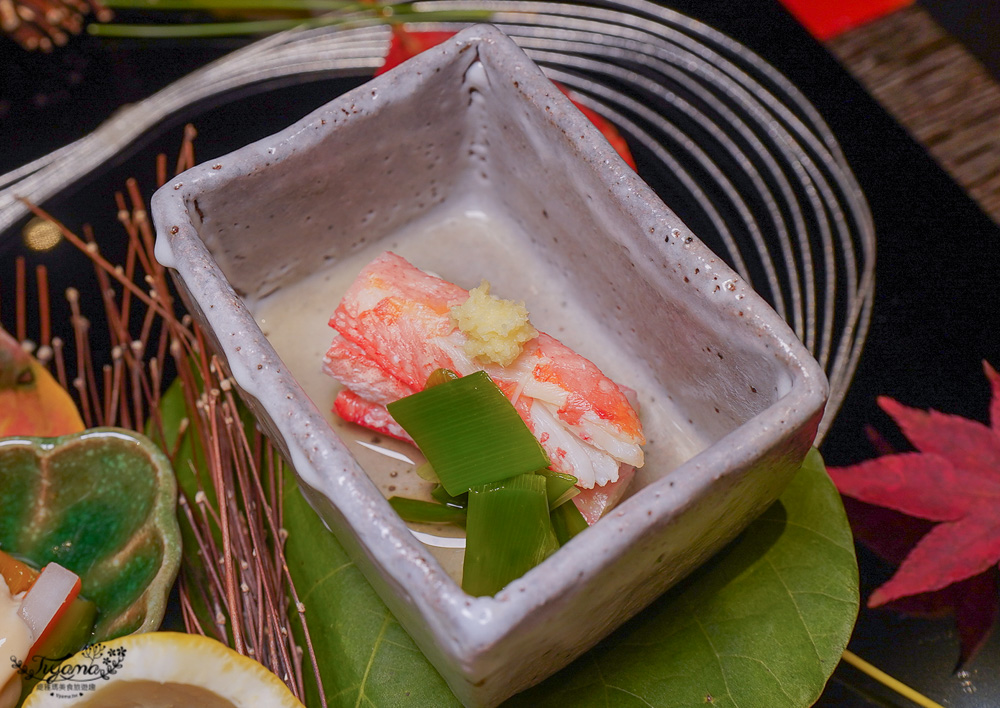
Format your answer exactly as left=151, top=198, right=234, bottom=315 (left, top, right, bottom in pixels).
left=387, top=370, right=549, bottom=496
left=550, top=500, right=589, bottom=546
left=425, top=368, right=460, bottom=388
left=462, top=474, right=558, bottom=596
left=540, top=471, right=580, bottom=510
left=388, top=497, right=466, bottom=526
left=415, top=462, right=439, bottom=483
left=431, top=485, right=468, bottom=510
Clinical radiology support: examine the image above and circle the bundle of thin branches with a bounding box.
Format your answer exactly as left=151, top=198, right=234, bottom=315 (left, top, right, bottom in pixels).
left=4, top=128, right=324, bottom=705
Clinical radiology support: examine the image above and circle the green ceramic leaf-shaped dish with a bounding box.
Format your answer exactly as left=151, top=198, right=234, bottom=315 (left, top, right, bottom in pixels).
left=0, top=428, right=181, bottom=641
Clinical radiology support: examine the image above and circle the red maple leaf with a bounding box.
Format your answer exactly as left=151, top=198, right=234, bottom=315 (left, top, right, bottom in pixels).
left=829, top=360, right=1000, bottom=664
left=376, top=27, right=637, bottom=169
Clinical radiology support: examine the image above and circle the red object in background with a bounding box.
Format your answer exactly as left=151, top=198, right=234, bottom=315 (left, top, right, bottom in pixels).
left=558, top=87, right=637, bottom=170
left=778, top=0, right=914, bottom=40
left=828, top=361, right=1000, bottom=665
left=376, top=28, right=637, bottom=170
left=376, top=29, right=457, bottom=75
left=844, top=493, right=999, bottom=667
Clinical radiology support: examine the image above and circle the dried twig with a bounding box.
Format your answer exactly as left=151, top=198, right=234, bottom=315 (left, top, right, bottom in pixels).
left=1, top=130, right=325, bottom=706
left=2, top=0, right=109, bottom=51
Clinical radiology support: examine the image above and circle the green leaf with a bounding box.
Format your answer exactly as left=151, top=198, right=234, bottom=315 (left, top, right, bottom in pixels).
left=149, top=375, right=219, bottom=638
left=283, top=449, right=857, bottom=707
left=283, top=478, right=458, bottom=707
left=509, top=448, right=859, bottom=707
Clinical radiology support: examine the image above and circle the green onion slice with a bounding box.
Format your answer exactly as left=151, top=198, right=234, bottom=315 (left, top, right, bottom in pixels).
left=462, top=474, right=558, bottom=597
left=540, top=471, right=580, bottom=510
left=415, top=462, right=439, bottom=483
left=388, top=497, right=466, bottom=526
left=430, top=484, right=468, bottom=510
left=425, top=368, right=460, bottom=388
left=387, top=370, right=549, bottom=496
left=550, top=500, right=589, bottom=546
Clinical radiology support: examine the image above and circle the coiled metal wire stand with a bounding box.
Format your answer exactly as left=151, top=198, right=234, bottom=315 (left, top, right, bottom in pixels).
left=0, top=0, right=875, bottom=439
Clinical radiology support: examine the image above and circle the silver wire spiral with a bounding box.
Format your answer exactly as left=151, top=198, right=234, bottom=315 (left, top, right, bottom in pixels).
left=0, top=0, right=875, bottom=438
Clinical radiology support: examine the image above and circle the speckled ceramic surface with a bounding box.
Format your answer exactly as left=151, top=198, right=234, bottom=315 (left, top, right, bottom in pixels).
left=0, top=428, right=181, bottom=642
left=151, top=25, right=828, bottom=707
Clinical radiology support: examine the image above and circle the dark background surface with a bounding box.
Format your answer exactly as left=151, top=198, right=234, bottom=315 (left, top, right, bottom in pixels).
left=2, top=0, right=999, bottom=705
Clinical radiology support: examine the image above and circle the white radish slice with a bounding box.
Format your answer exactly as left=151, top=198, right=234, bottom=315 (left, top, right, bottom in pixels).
left=17, top=563, right=81, bottom=648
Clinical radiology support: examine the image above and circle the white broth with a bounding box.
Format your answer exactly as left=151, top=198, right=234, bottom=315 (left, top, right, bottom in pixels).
left=250, top=195, right=706, bottom=582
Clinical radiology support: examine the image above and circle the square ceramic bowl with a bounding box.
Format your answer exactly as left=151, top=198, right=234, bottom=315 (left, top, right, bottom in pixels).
left=151, top=24, right=828, bottom=707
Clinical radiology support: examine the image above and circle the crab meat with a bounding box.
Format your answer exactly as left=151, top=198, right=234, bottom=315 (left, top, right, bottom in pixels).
left=323, top=251, right=645, bottom=521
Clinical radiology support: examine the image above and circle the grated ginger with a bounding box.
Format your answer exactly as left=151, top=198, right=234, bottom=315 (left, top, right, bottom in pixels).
left=450, top=281, right=538, bottom=366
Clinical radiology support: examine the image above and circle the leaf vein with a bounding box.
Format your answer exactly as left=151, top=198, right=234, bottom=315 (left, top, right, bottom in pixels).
left=300, top=560, right=355, bottom=604
left=767, top=556, right=823, bottom=674
left=591, top=652, right=611, bottom=707
left=605, top=685, right=656, bottom=707
left=722, top=654, right=798, bottom=703
left=354, top=612, right=392, bottom=708
left=791, top=590, right=857, bottom=603
left=759, top=517, right=854, bottom=552
left=686, top=598, right=734, bottom=704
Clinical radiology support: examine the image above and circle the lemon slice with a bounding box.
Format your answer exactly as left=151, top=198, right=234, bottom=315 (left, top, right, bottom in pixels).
left=22, top=632, right=304, bottom=708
